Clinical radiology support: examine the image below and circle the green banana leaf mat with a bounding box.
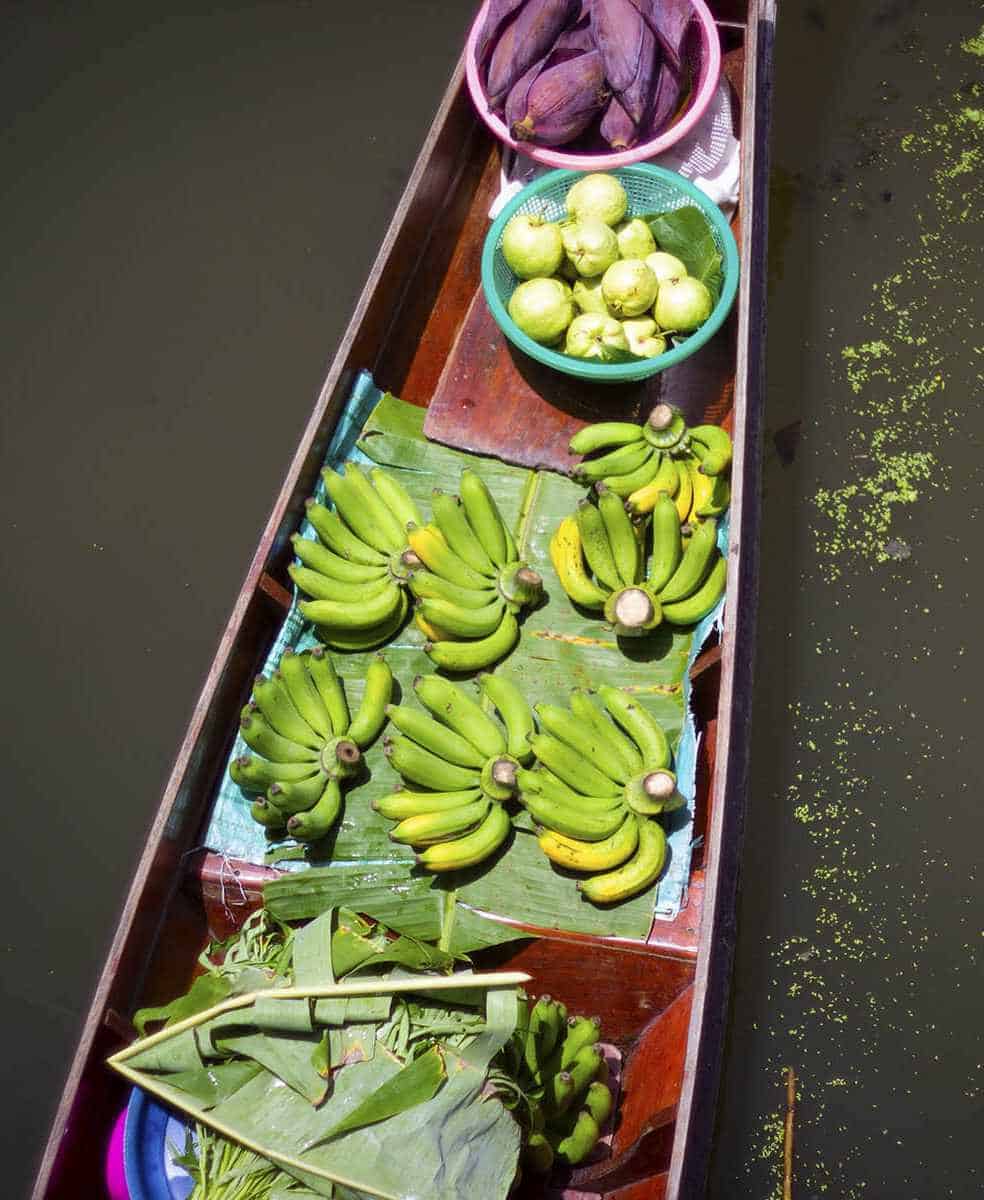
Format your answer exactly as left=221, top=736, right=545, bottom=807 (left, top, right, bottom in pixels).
left=205, top=370, right=726, bottom=940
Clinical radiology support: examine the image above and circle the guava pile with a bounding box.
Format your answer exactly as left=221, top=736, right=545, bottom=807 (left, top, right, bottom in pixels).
left=500, top=173, right=713, bottom=365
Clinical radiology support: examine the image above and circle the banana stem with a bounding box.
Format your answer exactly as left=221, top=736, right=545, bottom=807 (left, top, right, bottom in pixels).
left=648, top=403, right=674, bottom=431
left=491, top=758, right=518, bottom=789
left=643, top=770, right=676, bottom=800
left=613, top=587, right=656, bottom=630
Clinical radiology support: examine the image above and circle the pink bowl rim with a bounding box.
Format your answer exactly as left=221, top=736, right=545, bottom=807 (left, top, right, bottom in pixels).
left=464, top=0, right=723, bottom=171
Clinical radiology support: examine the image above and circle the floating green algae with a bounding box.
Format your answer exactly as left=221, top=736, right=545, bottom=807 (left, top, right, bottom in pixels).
left=807, top=67, right=982, bottom=582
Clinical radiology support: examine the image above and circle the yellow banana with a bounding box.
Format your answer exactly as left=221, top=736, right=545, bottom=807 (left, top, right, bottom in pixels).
left=415, top=802, right=511, bottom=871
left=673, top=458, right=693, bottom=523
left=549, top=517, right=609, bottom=610
left=577, top=815, right=667, bottom=904
left=537, top=815, right=640, bottom=871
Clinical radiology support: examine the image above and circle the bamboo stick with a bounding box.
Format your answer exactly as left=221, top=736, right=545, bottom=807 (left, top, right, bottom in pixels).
left=783, top=1065, right=796, bottom=1200
left=108, top=970, right=530, bottom=1064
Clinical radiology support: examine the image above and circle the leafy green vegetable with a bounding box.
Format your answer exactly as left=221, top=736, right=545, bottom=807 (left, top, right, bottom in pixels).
left=644, top=205, right=724, bottom=301
left=133, top=972, right=232, bottom=1037
left=306, top=1045, right=446, bottom=1147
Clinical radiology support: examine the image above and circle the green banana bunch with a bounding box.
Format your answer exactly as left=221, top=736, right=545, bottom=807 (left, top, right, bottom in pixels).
left=501, top=993, right=614, bottom=1173
left=406, top=468, right=542, bottom=672
left=291, top=463, right=422, bottom=650
left=375, top=672, right=537, bottom=871
left=550, top=491, right=727, bottom=633
left=230, top=649, right=393, bottom=842
left=519, top=686, right=683, bottom=905
left=568, top=407, right=733, bottom=525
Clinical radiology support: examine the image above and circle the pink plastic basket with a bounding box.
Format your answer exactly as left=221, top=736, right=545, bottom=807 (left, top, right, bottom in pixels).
left=464, top=0, right=722, bottom=170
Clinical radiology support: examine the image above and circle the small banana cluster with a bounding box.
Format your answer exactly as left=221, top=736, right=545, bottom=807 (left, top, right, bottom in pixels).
left=291, top=463, right=422, bottom=650
left=518, top=686, right=683, bottom=904
left=551, top=484, right=727, bottom=634
left=569, top=404, right=732, bottom=523
left=231, top=650, right=392, bottom=841
left=405, top=468, right=543, bottom=672
left=512, top=996, right=614, bottom=1172
left=376, top=673, right=535, bottom=872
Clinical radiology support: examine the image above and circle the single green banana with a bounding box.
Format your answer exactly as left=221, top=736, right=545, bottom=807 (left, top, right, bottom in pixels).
left=384, top=734, right=482, bottom=792
left=413, top=674, right=507, bottom=759
left=306, top=647, right=349, bottom=736
left=599, top=447, right=661, bottom=497
left=372, top=787, right=482, bottom=821
left=569, top=421, right=644, bottom=456
left=537, top=815, right=640, bottom=872
left=569, top=690, right=643, bottom=777
left=389, top=796, right=490, bottom=846
left=267, top=769, right=329, bottom=815
left=545, top=1070, right=576, bottom=1117
left=286, top=778, right=343, bottom=842
left=662, top=552, right=727, bottom=625
left=523, top=791, right=626, bottom=843
left=560, top=1017, right=602, bottom=1069
left=299, top=579, right=403, bottom=632
left=239, top=709, right=317, bottom=764
left=415, top=801, right=511, bottom=871
left=584, top=1080, right=613, bottom=1127
left=575, top=500, right=622, bottom=592
left=524, top=995, right=556, bottom=1081
left=418, top=596, right=505, bottom=640
left=424, top=609, right=518, bottom=672
left=407, top=569, right=497, bottom=610
left=648, top=493, right=683, bottom=593
left=478, top=673, right=535, bottom=765
left=527, top=733, right=623, bottom=798
left=572, top=438, right=651, bottom=483
left=288, top=564, right=392, bottom=605
left=459, top=468, right=509, bottom=566
left=516, top=768, right=623, bottom=814
left=322, top=467, right=402, bottom=555
left=431, top=489, right=497, bottom=576
left=230, top=754, right=319, bottom=793
left=250, top=672, right=322, bottom=749
left=650, top=449, right=681, bottom=497
left=659, top=517, right=718, bottom=604
left=553, top=1109, right=600, bottom=1165
left=319, top=590, right=409, bottom=651
left=689, top=423, right=733, bottom=475
left=405, top=523, right=492, bottom=591
left=340, top=462, right=408, bottom=550
left=346, top=654, right=393, bottom=748
left=673, top=457, right=694, bottom=522
left=290, top=533, right=389, bottom=584
left=250, top=798, right=287, bottom=831
left=368, top=466, right=422, bottom=530
left=277, top=650, right=334, bottom=741
left=384, top=704, right=486, bottom=769
left=597, top=485, right=641, bottom=586
left=533, top=703, right=629, bottom=784
left=565, top=1043, right=604, bottom=1102
left=578, top=816, right=667, bottom=903
left=304, top=500, right=386, bottom=565
left=641, top=403, right=687, bottom=450
left=596, top=686, right=671, bottom=770
left=523, top=1132, right=554, bottom=1174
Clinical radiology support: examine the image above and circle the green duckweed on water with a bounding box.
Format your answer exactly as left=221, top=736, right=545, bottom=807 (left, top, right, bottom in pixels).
left=808, top=64, right=981, bottom=583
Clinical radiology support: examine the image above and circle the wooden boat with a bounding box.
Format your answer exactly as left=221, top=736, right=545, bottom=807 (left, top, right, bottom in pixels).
left=30, top=3, right=775, bottom=1197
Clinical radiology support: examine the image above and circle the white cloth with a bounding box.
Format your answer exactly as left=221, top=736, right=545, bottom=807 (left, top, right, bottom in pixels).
left=488, top=78, right=740, bottom=219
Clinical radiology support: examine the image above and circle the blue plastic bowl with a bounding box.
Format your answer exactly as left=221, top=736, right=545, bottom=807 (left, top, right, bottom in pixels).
left=123, top=1087, right=194, bottom=1200
left=481, top=165, right=740, bottom=383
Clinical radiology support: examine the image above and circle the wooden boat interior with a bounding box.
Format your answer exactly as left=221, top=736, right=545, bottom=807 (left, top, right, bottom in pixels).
left=32, top=2, right=773, bottom=1197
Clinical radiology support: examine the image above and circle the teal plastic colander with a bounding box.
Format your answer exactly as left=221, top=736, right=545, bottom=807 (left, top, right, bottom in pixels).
left=481, top=165, right=740, bottom=383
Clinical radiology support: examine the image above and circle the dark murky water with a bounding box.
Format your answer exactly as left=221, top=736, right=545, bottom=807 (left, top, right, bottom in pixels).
left=1, top=2, right=980, bottom=1197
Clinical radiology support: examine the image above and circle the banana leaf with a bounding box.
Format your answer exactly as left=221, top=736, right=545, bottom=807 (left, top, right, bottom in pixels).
left=110, top=973, right=526, bottom=1200
left=208, top=379, right=711, bottom=939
